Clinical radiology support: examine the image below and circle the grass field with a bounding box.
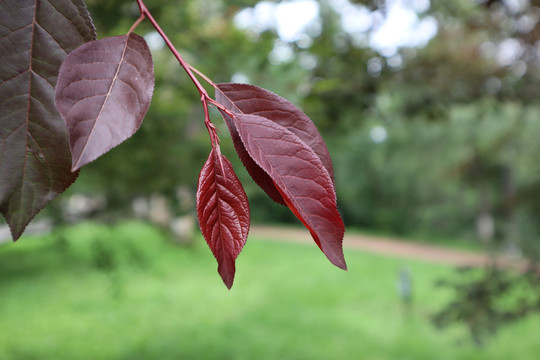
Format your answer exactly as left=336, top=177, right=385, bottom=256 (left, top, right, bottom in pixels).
left=0, top=221, right=538, bottom=360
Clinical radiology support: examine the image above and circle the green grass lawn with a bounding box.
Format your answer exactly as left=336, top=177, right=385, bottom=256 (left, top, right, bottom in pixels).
left=0, top=221, right=538, bottom=360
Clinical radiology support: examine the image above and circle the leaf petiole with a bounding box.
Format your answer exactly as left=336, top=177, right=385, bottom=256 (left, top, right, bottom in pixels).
left=128, top=13, right=146, bottom=34
left=134, top=0, right=208, bottom=98
left=133, top=0, right=244, bottom=148
left=188, top=64, right=217, bottom=88
left=134, top=0, right=224, bottom=146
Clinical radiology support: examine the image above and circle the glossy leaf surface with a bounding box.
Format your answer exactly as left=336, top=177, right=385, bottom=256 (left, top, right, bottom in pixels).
left=0, top=0, right=96, bottom=240
left=232, top=113, right=346, bottom=270
left=55, top=33, right=155, bottom=171
left=197, top=149, right=250, bottom=289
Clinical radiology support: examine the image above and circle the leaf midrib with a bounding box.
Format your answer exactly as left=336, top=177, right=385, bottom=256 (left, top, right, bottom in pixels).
left=14, top=0, right=40, bottom=229
left=73, top=35, right=130, bottom=171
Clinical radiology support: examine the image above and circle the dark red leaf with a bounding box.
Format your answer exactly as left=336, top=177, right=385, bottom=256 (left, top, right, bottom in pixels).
left=197, top=149, right=250, bottom=289
left=0, top=0, right=96, bottom=240
left=216, top=106, right=285, bottom=205
left=231, top=113, right=346, bottom=270
left=215, top=83, right=334, bottom=181
left=55, top=33, right=155, bottom=171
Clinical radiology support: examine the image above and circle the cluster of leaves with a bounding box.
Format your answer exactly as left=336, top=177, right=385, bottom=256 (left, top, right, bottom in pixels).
left=0, top=0, right=345, bottom=288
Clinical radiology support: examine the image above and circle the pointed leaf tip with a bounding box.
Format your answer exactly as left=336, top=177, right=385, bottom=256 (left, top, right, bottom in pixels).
left=214, top=83, right=346, bottom=270
left=197, top=149, right=250, bottom=289
left=0, top=0, right=94, bottom=240
left=230, top=112, right=346, bottom=270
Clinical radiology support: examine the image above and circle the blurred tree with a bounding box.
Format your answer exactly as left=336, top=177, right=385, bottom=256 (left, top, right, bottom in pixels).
left=63, top=0, right=540, bottom=247
left=294, top=0, right=540, bottom=247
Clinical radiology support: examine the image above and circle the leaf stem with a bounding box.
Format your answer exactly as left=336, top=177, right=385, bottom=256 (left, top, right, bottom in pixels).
left=135, top=0, right=208, bottom=98
left=188, top=64, right=217, bottom=88
left=128, top=13, right=146, bottom=34
left=134, top=0, right=225, bottom=148
left=207, top=97, right=235, bottom=118
left=187, top=65, right=237, bottom=118
left=201, top=94, right=220, bottom=147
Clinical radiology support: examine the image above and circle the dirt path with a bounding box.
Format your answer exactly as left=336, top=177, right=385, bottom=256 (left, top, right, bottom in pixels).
left=250, top=225, right=526, bottom=269
left=2, top=221, right=526, bottom=269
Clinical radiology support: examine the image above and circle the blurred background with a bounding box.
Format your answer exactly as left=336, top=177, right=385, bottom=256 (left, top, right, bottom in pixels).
left=1, top=0, right=540, bottom=358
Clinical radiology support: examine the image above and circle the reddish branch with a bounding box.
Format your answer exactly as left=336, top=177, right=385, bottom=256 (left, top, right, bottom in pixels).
left=133, top=0, right=231, bottom=149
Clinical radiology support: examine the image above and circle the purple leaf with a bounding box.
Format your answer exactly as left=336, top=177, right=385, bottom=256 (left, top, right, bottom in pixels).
left=216, top=83, right=334, bottom=181
left=0, top=0, right=96, bottom=240
left=197, top=149, right=250, bottom=289
left=232, top=113, right=346, bottom=270
left=216, top=106, right=285, bottom=205
left=55, top=33, right=155, bottom=171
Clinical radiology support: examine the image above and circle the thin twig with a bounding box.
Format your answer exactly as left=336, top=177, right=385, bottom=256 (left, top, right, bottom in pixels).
left=135, top=0, right=223, bottom=147
left=128, top=13, right=145, bottom=34
left=189, top=64, right=217, bottom=88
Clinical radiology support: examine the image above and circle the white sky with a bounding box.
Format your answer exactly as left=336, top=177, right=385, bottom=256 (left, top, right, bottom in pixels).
left=369, top=0, right=438, bottom=56
left=234, top=0, right=439, bottom=57
left=234, top=0, right=320, bottom=42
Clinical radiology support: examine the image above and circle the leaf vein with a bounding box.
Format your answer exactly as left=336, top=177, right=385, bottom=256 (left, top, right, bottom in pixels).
left=43, top=0, right=87, bottom=43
